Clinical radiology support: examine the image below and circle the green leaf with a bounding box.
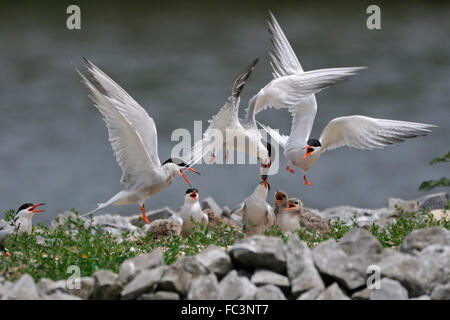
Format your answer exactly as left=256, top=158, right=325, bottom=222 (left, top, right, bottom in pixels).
left=429, top=151, right=450, bottom=165
left=419, top=177, right=450, bottom=191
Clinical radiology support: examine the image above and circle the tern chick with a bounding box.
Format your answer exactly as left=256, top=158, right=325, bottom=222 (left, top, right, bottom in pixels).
left=231, top=176, right=275, bottom=235
left=204, top=208, right=242, bottom=233
left=177, top=188, right=209, bottom=236
left=147, top=216, right=182, bottom=239
left=280, top=197, right=330, bottom=235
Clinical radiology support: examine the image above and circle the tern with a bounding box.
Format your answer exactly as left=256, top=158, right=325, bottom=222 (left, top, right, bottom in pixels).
left=260, top=13, right=436, bottom=186
left=177, top=188, right=208, bottom=236
left=273, top=190, right=288, bottom=216
left=283, top=197, right=330, bottom=235
left=231, top=176, right=275, bottom=235
left=78, top=59, right=200, bottom=224
left=14, top=203, right=45, bottom=235
left=184, top=57, right=365, bottom=169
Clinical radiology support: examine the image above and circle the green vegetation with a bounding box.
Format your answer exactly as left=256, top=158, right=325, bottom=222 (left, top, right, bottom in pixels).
left=419, top=151, right=450, bottom=191
left=1, top=206, right=449, bottom=282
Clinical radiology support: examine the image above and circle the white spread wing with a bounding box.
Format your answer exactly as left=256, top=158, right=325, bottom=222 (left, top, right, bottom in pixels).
left=78, top=69, right=156, bottom=186
left=268, top=11, right=303, bottom=78
left=244, top=67, right=365, bottom=122
left=83, top=58, right=161, bottom=167
left=320, top=115, right=436, bottom=153
left=183, top=60, right=258, bottom=166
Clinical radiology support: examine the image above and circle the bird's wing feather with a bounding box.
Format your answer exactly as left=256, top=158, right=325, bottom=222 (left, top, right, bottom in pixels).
left=267, top=11, right=303, bottom=78
left=320, top=115, right=436, bottom=153
left=244, top=67, right=365, bottom=122
left=265, top=204, right=276, bottom=227
left=183, top=60, right=258, bottom=166
left=83, top=58, right=161, bottom=167
left=257, top=121, right=288, bottom=150
left=230, top=201, right=246, bottom=217
left=78, top=70, right=157, bottom=185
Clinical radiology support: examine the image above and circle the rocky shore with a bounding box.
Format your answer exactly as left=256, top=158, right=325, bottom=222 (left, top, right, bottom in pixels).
left=0, top=192, right=448, bottom=300
left=1, top=227, right=449, bottom=300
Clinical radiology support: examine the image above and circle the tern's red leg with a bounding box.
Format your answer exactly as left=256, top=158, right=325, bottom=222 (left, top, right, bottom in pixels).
left=225, top=150, right=229, bottom=161
left=209, top=154, right=216, bottom=163
left=286, top=166, right=295, bottom=174
left=303, top=175, right=312, bottom=186
left=141, top=204, right=150, bottom=224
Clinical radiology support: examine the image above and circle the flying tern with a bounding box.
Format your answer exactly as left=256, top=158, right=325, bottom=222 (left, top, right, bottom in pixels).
left=260, top=13, right=436, bottom=186
left=78, top=59, right=200, bottom=224
left=184, top=58, right=365, bottom=169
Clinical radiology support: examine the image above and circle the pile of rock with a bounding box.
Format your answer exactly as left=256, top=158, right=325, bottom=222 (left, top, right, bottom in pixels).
left=309, top=192, right=448, bottom=227
left=1, top=226, right=449, bottom=300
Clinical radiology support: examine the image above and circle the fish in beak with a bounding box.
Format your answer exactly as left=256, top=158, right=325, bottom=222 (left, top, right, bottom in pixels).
left=29, top=203, right=45, bottom=213
left=302, top=146, right=314, bottom=160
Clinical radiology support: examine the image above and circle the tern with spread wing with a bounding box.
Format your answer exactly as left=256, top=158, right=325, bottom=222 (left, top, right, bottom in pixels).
left=78, top=59, right=200, bottom=224
left=260, top=13, right=436, bottom=186
left=184, top=57, right=365, bottom=169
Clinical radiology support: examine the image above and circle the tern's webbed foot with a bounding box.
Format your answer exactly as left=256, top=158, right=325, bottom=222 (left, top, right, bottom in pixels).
left=303, top=175, right=312, bottom=186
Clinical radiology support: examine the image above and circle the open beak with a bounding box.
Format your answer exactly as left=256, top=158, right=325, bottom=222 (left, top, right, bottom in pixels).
left=190, top=192, right=198, bottom=200
left=180, top=167, right=200, bottom=186
left=30, top=203, right=45, bottom=213
left=285, top=202, right=296, bottom=211
left=186, top=167, right=201, bottom=176
left=275, top=191, right=283, bottom=202
left=180, top=170, right=192, bottom=187
left=302, top=146, right=314, bottom=160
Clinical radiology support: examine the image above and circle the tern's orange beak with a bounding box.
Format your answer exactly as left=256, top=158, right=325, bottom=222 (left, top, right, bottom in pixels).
left=180, top=167, right=200, bottom=187
left=263, top=178, right=268, bottom=189
left=302, top=146, right=314, bottom=160
left=30, top=203, right=45, bottom=213
left=187, top=167, right=201, bottom=176
left=285, top=202, right=296, bottom=211
left=190, top=192, right=198, bottom=199
left=180, top=170, right=192, bottom=186
left=275, top=191, right=283, bottom=202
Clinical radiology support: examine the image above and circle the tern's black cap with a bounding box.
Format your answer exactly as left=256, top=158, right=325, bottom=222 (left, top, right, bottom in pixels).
left=307, top=138, right=321, bottom=147
left=163, top=158, right=189, bottom=167
left=16, top=203, right=34, bottom=213
left=185, top=188, right=199, bottom=194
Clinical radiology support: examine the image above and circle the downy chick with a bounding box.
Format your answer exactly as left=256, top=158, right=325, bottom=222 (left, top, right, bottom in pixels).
left=283, top=197, right=330, bottom=235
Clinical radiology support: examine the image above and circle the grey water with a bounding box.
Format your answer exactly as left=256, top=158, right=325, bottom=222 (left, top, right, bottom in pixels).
left=0, top=2, right=449, bottom=224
